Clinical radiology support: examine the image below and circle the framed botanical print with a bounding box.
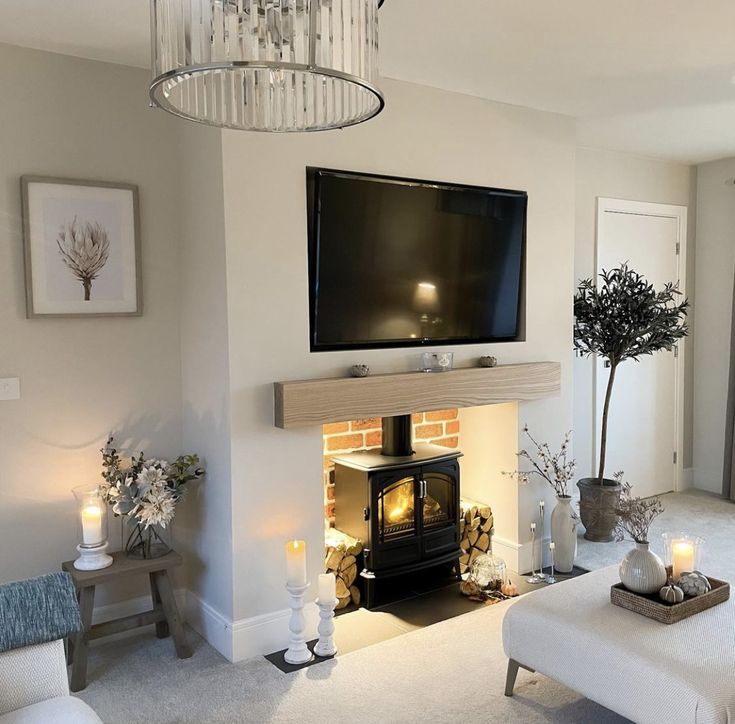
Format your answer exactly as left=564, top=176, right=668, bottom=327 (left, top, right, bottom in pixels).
left=21, top=176, right=142, bottom=317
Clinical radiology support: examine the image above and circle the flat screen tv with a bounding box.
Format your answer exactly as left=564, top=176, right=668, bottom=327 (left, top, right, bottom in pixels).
left=307, top=168, right=527, bottom=352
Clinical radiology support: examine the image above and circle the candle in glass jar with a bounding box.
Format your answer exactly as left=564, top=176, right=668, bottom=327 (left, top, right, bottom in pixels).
left=672, top=540, right=695, bottom=581
left=81, top=504, right=103, bottom=545
left=318, top=573, right=336, bottom=602
left=285, top=540, right=307, bottom=586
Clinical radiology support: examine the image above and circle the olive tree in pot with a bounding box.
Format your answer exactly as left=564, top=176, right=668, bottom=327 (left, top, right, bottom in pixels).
left=574, top=264, right=688, bottom=542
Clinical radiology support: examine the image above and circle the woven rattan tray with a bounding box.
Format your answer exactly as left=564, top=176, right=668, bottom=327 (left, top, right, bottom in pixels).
left=611, top=575, right=730, bottom=624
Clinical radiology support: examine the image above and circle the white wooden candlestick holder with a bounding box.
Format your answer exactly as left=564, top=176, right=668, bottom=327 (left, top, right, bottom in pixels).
left=73, top=542, right=113, bottom=571
left=314, top=598, right=338, bottom=658
left=284, top=582, right=313, bottom=665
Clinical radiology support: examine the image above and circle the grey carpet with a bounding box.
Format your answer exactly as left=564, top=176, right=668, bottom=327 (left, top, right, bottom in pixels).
left=75, top=491, right=733, bottom=724
left=76, top=602, right=626, bottom=724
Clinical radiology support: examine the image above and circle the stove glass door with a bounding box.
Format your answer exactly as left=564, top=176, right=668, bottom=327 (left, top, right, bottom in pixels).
left=421, top=472, right=455, bottom=530
left=378, top=476, right=417, bottom=540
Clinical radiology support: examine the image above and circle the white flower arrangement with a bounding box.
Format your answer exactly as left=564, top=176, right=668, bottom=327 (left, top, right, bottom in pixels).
left=99, top=436, right=204, bottom=557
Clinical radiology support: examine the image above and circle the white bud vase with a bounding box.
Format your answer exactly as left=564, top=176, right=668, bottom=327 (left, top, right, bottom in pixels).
left=619, top=542, right=667, bottom=594
left=550, top=495, right=577, bottom=573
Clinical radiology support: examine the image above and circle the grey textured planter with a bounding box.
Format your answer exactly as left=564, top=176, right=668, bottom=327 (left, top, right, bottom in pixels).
left=577, top=477, right=622, bottom=542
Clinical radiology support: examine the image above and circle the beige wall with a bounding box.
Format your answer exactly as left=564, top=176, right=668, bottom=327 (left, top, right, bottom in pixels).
left=693, top=157, right=735, bottom=493
left=0, top=45, right=184, bottom=605
left=457, top=403, right=519, bottom=544
left=176, top=121, right=234, bottom=636
left=574, top=148, right=694, bottom=485
left=220, top=78, right=576, bottom=656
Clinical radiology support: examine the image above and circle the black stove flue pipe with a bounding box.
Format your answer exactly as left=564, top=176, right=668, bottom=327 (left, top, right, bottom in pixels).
left=381, top=414, right=414, bottom=457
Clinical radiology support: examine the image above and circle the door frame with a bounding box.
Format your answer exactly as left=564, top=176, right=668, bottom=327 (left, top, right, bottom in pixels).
left=594, top=197, right=688, bottom=494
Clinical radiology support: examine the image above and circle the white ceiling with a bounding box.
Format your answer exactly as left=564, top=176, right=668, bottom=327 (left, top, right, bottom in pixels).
left=0, top=0, right=733, bottom=163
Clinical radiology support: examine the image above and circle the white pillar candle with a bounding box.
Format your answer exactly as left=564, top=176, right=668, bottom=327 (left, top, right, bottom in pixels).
left=285, top=540, right=307, bottom=587
left=81, top=504, right=103, bottom=545
left=318, top=572, right=336, bottom=602
left=672, top=540, right=695, bottom=582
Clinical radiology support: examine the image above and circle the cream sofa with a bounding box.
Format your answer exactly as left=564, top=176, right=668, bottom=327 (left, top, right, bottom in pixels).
left=0, top=573, right=101, bottom=723
left=0, top=639, right=100, bottom=723
left=502, top=566, right=735, bottom=724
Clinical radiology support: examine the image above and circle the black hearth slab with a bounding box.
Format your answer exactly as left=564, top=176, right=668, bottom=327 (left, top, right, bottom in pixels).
left=264, top=640, right=335, bottom=674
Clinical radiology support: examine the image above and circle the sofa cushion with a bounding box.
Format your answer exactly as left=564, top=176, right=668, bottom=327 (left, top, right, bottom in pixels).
left=0, top=697, right=101, bottom=724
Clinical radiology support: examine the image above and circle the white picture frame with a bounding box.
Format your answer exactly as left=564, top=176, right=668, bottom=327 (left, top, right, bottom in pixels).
left=21, top=176, right=142, bottom=318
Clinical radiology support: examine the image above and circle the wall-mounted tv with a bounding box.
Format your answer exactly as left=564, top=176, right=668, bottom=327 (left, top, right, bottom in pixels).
left=307, top=168, right=527, bottom=352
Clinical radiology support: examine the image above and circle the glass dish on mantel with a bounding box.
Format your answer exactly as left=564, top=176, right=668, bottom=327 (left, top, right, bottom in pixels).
left=421, top=352, right=454, bottom=373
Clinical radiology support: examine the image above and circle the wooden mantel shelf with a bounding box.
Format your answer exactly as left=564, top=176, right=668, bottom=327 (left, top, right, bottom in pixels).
left=274, top=362, right=560, bottom=429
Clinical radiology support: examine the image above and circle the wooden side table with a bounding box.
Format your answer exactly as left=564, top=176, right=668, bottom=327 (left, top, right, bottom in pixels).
left=62, top=550, right=192, bottom=692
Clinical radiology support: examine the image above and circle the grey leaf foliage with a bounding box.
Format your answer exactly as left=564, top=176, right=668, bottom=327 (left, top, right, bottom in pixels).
left=56, top=216, right=111, bottom=300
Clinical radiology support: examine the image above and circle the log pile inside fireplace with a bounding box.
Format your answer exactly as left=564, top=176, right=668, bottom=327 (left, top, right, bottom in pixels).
left=324, top=529, right=363, bottom=609
left=458, top=500, right=494, bottom=575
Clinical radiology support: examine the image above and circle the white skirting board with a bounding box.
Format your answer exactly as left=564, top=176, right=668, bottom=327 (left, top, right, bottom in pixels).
left=494, top=534, right=553, bottom=574
left=185, top=589, right=235, bottom=661
left=90, top=588, right=188, bottom=627
left=185, top=591, right=320, bottom=663
left=89, top=586, right=314, bottom=663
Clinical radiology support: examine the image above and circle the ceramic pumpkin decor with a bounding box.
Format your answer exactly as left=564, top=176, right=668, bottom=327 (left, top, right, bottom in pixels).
left=659, top=583, right=685, bottom=604
left=678, top=571, right=711, bottom=597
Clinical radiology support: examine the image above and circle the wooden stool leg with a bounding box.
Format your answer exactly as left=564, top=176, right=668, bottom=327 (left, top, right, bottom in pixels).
left=149, top=572, right=170, bottom=639
left=70, top=585, right=95, bottom=692
left=153, top=570, right=192, bottom=659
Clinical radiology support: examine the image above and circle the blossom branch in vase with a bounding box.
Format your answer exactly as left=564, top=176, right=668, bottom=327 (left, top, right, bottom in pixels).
left=504, top=426, right=576, bottom=498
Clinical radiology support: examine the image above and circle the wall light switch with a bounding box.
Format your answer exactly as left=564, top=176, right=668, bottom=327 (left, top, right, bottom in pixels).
left=0, top=378, right=20, bottom=401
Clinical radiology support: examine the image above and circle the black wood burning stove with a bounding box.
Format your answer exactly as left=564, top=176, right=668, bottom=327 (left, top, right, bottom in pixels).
left=333, top=415, right=462, bottom=609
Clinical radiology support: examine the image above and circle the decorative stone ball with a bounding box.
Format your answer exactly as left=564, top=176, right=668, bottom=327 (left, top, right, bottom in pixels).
left=677, top=571, right=711, bottom=597
left=470, top=553, right=507, bottom=590
left=479, top=356, right=498, bottom=368
left=501, top=580, right=519, bottom=597
left=659, top=583, right=685, bottom=604
left=349, top=364, right=370, bottom=378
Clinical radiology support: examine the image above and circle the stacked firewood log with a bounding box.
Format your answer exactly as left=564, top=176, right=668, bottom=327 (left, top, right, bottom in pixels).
left=458, top=500, right=494, bottom=575
left=324, top=531, right=363, bottom=609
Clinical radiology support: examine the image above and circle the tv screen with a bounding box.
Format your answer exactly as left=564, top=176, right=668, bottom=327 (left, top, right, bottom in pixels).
left=307, top=168, right=527, bottom=351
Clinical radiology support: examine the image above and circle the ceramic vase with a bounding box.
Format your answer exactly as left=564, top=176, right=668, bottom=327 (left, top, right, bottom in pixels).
left=619, top=542, right=667, bottom=594
left=550, top=495, right=577, bottom=573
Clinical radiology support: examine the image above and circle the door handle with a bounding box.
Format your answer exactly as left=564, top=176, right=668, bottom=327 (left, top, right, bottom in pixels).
left=419, top=479, right=427, bottom=499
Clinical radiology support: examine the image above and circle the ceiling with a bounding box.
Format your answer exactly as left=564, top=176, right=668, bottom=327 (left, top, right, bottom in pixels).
left=0, top=0, right=733, bottom=164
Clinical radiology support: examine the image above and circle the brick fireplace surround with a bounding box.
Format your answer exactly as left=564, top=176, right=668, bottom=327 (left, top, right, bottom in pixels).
left=322, top=410, right=460, bottom=527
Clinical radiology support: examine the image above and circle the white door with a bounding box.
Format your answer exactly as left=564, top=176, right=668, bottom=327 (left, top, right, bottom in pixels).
left=595, top=198, right=687, bottom=497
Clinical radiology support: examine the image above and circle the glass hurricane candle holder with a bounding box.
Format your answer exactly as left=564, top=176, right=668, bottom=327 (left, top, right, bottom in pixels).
left=470, top=553, right=507, bottom=591
left=662, top=533, right=705, bottom=582
left=72, top=484, right=113, bottom=570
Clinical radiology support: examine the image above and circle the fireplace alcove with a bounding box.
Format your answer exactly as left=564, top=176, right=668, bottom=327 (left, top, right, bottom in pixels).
left=273, top=361, right=562, bottom=589
left=332, top=415, right=462, bottom=609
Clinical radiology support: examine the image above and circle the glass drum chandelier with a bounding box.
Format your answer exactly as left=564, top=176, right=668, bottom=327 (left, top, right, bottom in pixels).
left=149, top=0, right=385, bottom=132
